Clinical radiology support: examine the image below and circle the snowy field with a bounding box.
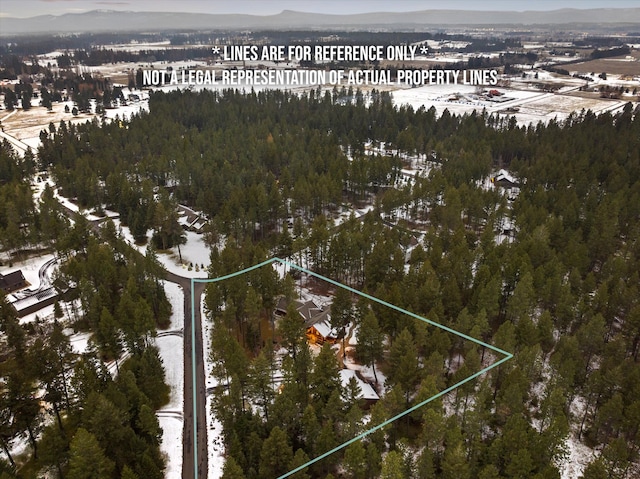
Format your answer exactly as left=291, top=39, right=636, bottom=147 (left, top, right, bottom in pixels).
left=0, top=88, right=150, bottom=157
left=391, top=83, right=629, bottom=126
left=103, top=98, right=149, bottom=122
left=0, top=100, right=92, bottom=144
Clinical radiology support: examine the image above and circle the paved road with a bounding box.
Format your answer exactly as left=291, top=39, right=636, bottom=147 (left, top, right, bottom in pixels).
left=57, top=199, right=210, bottom=478
left=165, top=272, right=208, bottom=479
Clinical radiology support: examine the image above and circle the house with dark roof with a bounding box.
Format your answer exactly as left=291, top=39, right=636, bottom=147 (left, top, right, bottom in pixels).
left=491, top=169, right=520, bottom=201
left=274, top=296, right=338, bottom=345
left=0, top=270, right=26, bottom=293
left=10, top=287, right=59, bottom=318
left=177, top=204, right=207, bottom=234
left=492, top=169, right=520, bottom=189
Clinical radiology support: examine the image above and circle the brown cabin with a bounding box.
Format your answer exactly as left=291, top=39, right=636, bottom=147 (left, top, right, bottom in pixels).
left=0, top=270, right=27, bottom=293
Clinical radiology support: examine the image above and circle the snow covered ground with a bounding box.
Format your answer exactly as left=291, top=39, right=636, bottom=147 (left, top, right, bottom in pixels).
left=0, top=253, right=56, bottom=291
left=391, top=83, right=629, bottom=126
left=102, top=92, right=149, bottom=122
left=559, top=434, right=596, bottom=479
left=68, top=331, right=92, bottom=355
left=206, top=397, right=225, bottom=479
left=157, top=415, right=183, bottom=479
left=556, top=395, right=599, bottom=479
left=160, top=231, right=211, bottom=279
left=156, top=280, right=185, bottom=479
left=111, top=218, right=211, bottom=279
left=202, top=295, right=225, bottom=479
left=343, top=348, right=388, bottom=396
left=156, top=336, right=183, bottom=412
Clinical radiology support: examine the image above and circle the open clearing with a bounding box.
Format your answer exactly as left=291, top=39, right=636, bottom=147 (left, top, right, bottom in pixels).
left=569, top=56, right=640, bottom=77
left=391, top=83, right=629, bottom=125
left=514, top=93, right=626, bottom=119
left=0, top=101, right=93, bottom=150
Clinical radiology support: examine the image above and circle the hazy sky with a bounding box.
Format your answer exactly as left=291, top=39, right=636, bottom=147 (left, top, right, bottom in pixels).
left=1, top=0, right=639, bottom=18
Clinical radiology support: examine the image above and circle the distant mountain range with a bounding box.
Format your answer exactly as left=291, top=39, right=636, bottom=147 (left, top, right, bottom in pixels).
left=1, top=8, right=639, bottom=35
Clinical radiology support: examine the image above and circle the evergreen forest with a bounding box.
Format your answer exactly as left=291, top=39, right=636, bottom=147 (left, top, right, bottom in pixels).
left=1, top=139, right=173, bottom=478
left=1, top=87, right=640, bottom=478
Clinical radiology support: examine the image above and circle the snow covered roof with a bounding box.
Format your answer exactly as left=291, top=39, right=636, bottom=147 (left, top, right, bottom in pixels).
left=311, top=319, right=338, bottom=339
left=493, top=169, right=519, bottom=187
left=339, top=369, right=379, bottom=401
left=11, top=287, right=58, bottom=314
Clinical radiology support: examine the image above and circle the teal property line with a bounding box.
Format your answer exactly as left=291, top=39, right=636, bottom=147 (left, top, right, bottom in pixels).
left=190, top=257, right=279, bottom=479
left=190, top=257, right=514, bottom=479
left=277, top=258, right=512, bottom=358
left=190, top=277, right=197, bottom=479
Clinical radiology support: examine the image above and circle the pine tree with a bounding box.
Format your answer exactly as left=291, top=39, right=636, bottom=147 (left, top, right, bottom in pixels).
left=380, top=450, right=405, bottom=479
left=258, top=426, right=293, bottom=479
left=343, top=440, right=367, bottom=479
left=388, top=328, right=420, bottom=405
left=289, top=448, right=311, bottom=479
left=97, top=307, right=123, bottom=365
left=441, top=423, right=470, bottom=479
left=21, top=89, right=32, bottom=110
left=4, top=371, right=41, bottom=459
left=31, top=322, right=74, bottom=429
left=581, top=458, right=608, bottom=479
left=357, top=309, right=384, bottom=384
left=67, top=428, right=114, bottom=479
left=278, top=302, right=306, bottom=361
left=311, top=343, right=342, bottom=411
left=300, top=404, right=320, bottom=451
left=416, top=448, right=436, bottom=479
left=313, top=420, right=339, bottom=475
left=151, top=189, right=185, bottom=251
left=249, top=350, right=275, bottom=422
left=121, top=465, right=140, bottom=479
left=37, top=425, right=69, bottom=478
left=331, top=286, right=353, bottom=358
left=221, top=456, right=246, bottom=479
